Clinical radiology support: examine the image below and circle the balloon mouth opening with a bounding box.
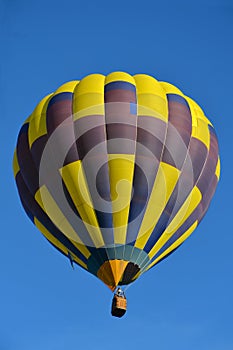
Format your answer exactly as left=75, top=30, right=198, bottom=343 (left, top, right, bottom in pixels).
left=96, top=260, right=140, bottom=290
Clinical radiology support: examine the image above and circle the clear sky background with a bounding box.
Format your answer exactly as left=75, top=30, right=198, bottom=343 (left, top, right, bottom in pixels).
left=1, top=0, right=232, bottom=349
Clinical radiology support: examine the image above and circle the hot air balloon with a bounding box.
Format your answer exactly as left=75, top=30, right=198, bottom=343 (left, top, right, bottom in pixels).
left=13, top=72, right=220, bottom=317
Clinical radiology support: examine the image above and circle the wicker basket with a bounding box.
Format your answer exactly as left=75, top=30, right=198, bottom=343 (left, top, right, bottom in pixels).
left=111, top=295, right=127, bottom=317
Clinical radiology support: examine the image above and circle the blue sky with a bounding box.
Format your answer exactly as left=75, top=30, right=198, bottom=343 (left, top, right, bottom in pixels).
left=1, top=0, right=233, bottom=349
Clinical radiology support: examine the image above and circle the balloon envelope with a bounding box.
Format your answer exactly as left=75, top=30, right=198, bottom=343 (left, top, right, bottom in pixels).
left=13, top=72, right=220, bottom=291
